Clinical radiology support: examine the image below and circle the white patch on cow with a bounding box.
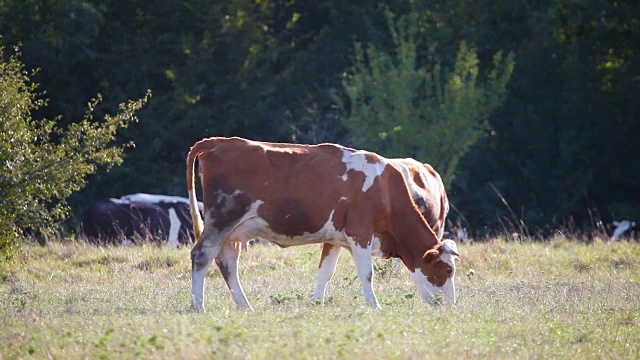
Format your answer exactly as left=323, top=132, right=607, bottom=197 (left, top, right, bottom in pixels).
left=370, top=236, right=385, bottom=258
left=215, top=200, right=268, bottom=248
left=121, top=193, right=204, bottom=211
left=410, top=265, right=456, bottom=306
left=108, top=198, right=128, bottom=205
left=391, top=159, right=430, bottom=212
left=440, top=239, right=459, bottom=257
left=204, top=197, right=264, bottom=233
left=122, top=193, right=188, bottom=204
left=440, top=252, right=457, bottom=271
left=214, top=190, right=243, bottom=216
left=301, top=210, right=348, bottom=245
left=166, top=207, right=181, bottom=249
left=236, top=209, right=349, bottom=248
left=341, top=150, right=386, bottom=192
left=228, top=199, right=263, bottom=228
left=191, top=262, right=209, bottom=311
left=227, top=218, right=269, bottom=250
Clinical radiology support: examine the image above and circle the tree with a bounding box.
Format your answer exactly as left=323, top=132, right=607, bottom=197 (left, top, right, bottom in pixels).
left=338, top=11, right=514, bottom=184
left=0, top=46, right=149, bottom=260
left=2, top=0, right=637, bottom=235
left=446, top=0, right=640, bottom=234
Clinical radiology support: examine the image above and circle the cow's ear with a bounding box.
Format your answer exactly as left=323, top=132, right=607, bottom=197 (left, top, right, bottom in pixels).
left=422, top=249, right=440, bottom=264
left=438, top=239, right=459, bottom=257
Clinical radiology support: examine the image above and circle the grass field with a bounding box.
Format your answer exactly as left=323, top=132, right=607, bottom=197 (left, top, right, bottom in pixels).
left=1, top=237, right=639, bottom=359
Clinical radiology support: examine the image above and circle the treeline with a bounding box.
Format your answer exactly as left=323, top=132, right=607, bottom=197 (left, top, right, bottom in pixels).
left=1, top=0, right=638, bottom=237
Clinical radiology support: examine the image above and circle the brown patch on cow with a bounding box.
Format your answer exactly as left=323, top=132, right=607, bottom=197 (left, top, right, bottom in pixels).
left=318, top=243, right=337, bottom=268
left=215, top=257, right=232, bottom=282
left=420, top=249, right=454, bottom=287
left=409, top=167, right=427, bottom=189
left=330, top=198, right=349, bottom=233
left=260, top=197, right=312, bottom=236
left=343, top=169, right=367, bottom=193
left=363, top=152, right=379, bottom=164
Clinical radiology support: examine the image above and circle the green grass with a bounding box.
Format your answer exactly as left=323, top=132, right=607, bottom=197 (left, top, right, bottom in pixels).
left=1, top=237, right=639, bottom=359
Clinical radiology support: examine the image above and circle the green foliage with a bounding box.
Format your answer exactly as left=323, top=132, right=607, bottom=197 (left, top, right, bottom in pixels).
left=0, top=0, right=638, bottom=233
left=446, top=0, right=640, bottom=231
left=0, top=46, right=149, bottom=260
left=339, top=11, right=514, bottom=184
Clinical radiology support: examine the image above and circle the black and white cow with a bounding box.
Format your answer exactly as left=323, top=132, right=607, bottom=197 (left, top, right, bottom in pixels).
left=80, top=193, right=203, bottom=247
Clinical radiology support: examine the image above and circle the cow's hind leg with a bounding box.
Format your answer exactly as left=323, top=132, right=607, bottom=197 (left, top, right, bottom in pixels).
left=190, top=229, right=225, bottom=311
left=213, top=218, right=265, bottom=310
left=312, top=243, right=342, bottom=304
left=215, top=240, right=253, bottom=310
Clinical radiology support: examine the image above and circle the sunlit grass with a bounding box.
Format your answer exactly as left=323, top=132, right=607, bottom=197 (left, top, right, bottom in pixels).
left=1, top=238, right=639, bottom=359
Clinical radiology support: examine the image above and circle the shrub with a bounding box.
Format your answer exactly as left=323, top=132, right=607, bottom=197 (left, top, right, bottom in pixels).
left=338, top=10, right=514, bottom=184
left=0, top=45, right=149, bottom=261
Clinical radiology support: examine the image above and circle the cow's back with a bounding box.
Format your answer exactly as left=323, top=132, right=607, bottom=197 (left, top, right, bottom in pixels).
left=197, top=138, right=356, bottom=237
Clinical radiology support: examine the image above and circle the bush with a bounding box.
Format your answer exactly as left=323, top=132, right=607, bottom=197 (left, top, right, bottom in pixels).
left=338, top=10, right=514, bottom=184
left=0, top=45, right=149, bottom=260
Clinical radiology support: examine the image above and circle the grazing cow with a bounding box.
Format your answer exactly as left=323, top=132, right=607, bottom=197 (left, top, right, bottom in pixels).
left=187, top=136, right=459, bottom=311
left=316, top=158, right=450, bottom=290
left=81, top=194, right=201, bottom=247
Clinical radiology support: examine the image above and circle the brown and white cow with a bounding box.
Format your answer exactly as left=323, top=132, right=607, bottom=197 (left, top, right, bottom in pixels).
left=187, top=137, right=459, bottom=311
left=313, top=158, right=450, bottom=301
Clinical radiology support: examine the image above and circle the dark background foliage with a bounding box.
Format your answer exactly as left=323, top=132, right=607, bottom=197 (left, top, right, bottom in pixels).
left=1, top=0, right=638, bottom=237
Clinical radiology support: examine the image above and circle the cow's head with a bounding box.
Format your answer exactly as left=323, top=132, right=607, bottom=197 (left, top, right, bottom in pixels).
left=410, top=239, right=459, bottom=306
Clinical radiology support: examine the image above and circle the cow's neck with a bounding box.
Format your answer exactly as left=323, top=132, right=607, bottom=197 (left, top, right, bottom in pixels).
left=380, top=207, right=439, bottom=272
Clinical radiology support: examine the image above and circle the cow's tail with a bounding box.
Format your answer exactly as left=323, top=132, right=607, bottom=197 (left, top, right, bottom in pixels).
left=187, top=140, right=208, bottom=240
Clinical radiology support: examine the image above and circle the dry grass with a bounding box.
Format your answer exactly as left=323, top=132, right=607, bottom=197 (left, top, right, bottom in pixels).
left=1, top=237, right=639, bottom=359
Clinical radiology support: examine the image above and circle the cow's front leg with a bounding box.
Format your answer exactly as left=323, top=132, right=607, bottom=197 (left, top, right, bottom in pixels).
left=216, top=240, right=253, bottom=310
left=349, top=238, right=381, bottom=308
left=312, top=243, right=342, bottom=304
